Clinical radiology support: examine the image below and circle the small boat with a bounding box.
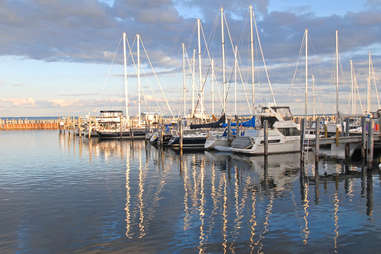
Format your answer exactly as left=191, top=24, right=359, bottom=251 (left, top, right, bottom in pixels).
left=95, top=110, right=146, bottom=140
left=149, top=131, right=173, bottom=146
left=167, top=130, right=208, bottom=150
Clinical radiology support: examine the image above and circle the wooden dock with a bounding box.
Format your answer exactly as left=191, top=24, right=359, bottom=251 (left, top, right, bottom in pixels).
left=0, top=119, right=59, bottom=130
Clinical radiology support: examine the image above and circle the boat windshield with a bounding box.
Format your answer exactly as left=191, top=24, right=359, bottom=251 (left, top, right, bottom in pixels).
left=273, top=107, right=293, bottom=120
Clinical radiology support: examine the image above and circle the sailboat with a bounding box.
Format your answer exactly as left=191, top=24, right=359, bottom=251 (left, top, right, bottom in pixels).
left=97, top=33, right=147, bottom=139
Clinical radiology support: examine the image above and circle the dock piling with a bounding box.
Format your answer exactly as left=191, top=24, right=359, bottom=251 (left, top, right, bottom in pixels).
left=179, top=119, right=183, bottom=151
left=361, top=117, right=367, bottom=160
left=263, top=120, right=269, bottom=156
left=227, top=119, right=232, bottom=142
left=315, top=118, right=320, bottom=163
left=300, top=119, right=305, bottom=163
left=367, top=119, right=374, bottom=166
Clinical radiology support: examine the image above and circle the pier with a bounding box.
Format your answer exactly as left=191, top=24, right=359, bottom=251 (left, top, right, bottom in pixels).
left=0, top=119, right=59, bottom=130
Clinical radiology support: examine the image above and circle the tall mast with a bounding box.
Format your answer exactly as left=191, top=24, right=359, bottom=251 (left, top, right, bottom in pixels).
left=211, top=58, right=215, bottom=115
left=123, top=32, right=129, bottom=121
left=221, top=8, right=226, bottom=113
left=350, top=60, right=354, bottom=115
left=234, top=45, right=238, bottom=115
left=197, top=18, right=204, bottom=117
left=305, top=29, right=308, bottom=116
left=312, top=74, right=316, bottom=119
left=368, top=51, right=371, bottom=114
left=335, top=30, right=339, bottom=122
left=192, top=49, right=196, bottom=116
left=137, top=34, right=141, bottom=126
left=182, top=43, right=186, bottom=116
left=249, top=6, right=255, bottom=108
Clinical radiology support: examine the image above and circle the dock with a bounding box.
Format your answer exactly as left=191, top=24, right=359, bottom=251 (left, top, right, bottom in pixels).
left=0, top=119, right=59, bottom=130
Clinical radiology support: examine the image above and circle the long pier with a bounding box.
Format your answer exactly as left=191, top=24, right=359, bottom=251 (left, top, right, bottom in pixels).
left=0, top=119, right=59, bottom=130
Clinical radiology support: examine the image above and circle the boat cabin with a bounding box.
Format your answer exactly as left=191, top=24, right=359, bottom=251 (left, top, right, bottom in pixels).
left=97, top=110, right=124, bottom=129
left=259, top=106, right=293, bottom=127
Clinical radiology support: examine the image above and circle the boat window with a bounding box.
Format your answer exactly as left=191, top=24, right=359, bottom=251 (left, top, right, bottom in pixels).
left=273, top=107, right=293, bottom=120
left=278, top=127, right=300, bottom=136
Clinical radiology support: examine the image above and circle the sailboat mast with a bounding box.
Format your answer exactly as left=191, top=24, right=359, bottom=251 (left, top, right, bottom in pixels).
left=305, top=29, right=308, bottom=116
left=368, top=51, right=371, bottom=114
left=123, top=32, right=129, bottom=121
left=221, top=8, right=226, bottom=114
left=350, top=60, right=354, bottom=115
left=234, top=45, right=238, bottom=115
left=211, top=58, right=215, bottom=115
left=197, top=18, right=204, bottom=117
left=249, top=5, right=255, bottom=108
left=312, top=74, right=316, bottom=119
left=137, top=34, right=141, bottom=126
left=335, top=30, right=339, bottom=122
left=182, top=43, right=186, bottom=116
left=192, top=49, right=196, bottom=116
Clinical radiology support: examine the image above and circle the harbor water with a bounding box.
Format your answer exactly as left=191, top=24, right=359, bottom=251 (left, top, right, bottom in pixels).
left=1, top=130, right=381, bottom=253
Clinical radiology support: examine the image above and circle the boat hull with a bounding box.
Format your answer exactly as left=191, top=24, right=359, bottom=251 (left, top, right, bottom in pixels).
left=168, top=136, right=206, bottom=150
left=97, top=129, right=146, bottom=140
left=232, top=139, right=300, bottom=155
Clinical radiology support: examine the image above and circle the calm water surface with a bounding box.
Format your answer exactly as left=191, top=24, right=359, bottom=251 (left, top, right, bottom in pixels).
left=1, top=130, right=381, bottom=253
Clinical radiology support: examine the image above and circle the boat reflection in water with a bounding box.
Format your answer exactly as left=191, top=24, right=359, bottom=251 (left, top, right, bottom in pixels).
left=53, top=132, right=381, bottom=253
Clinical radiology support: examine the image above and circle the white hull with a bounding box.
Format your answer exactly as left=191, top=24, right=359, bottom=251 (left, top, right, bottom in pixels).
left=214, top=145, right=232, bottom=152
left=232, top=138, right=300, bottom=155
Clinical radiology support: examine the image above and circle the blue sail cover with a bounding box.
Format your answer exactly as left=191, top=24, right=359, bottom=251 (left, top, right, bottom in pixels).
left=222, top=116, right=255, bottom=128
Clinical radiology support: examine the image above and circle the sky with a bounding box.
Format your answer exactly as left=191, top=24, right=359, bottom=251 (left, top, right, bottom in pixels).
left=0, top=0, right=381, bottom=117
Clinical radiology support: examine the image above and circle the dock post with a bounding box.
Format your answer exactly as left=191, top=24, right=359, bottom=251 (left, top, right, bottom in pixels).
left=361, top=117, right=367, bottom=160
left=159, top=122, right=164, bottom=146
left=79, top=117, right=82, bottom=137
left=263, top=120, right=268, bottom=156
left=88, top=124, right=92, bottom=139
left=315, top=118, right=320, bottom=163
left=119, top=116, right=123, bottom=138
left=235, top=115, right=240, bottom=136
left=227, top=119, right=232, bottom=142
left=345, top=118, right=350, bottom=136
left=300, top=118, right=305, bottom=164
left=335, top=125, right=340, bottom=146
left=179, top=119, right=183, bottom=151
left=367, top=119, right=374, bottom=167
left=345, top=118, right=350, bottom=161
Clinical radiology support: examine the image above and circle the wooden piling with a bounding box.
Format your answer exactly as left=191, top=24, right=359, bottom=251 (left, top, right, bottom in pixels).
left=235, top=115, right=240, bottom=136
left=361, top=117, right=366, bottom=160
left=335, top=125, right=340, bottom=146
left=159, top=123, right=164, bottom=146
left=179, top=119, right=183, bottom=151
left=300, top=119, right=305, bottom=163
left=367, top=119, right=374, bottom=166
left=263, top=120, right=268, bottom=156
left=227, top=119, right=232, bottom=142
left=119, top=116, right=123, bottom=138
left=315, top=118, right=320, bottom=163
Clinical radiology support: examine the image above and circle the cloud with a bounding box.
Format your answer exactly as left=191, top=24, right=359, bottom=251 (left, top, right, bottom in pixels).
left=0, top=97, right=36, bottom=106
left=1, top=0, right=381, bottom=115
